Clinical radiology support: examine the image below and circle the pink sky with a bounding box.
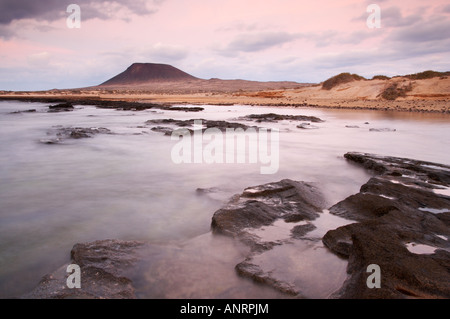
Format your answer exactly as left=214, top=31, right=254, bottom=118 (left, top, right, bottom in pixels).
left=0, top=0, right=449, bottom=90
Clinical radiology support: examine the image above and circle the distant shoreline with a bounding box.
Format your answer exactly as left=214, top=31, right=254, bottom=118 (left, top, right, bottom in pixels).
left=0, top=92, right=449, bottom=114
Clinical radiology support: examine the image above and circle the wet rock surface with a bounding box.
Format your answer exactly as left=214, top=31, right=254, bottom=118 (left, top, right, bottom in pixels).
left=146, top=118, right=258, bottom=136
left=369, top=127, right=397, bottom=132
left=211, top=179, right=328, bottom=295
left=40, top=126, right=113, bottom=144
left=211, top=179, right=325, bottom=242
left=9, top=109, right=37, bottom=114
left=22, top=240, right=145, bottom=299
left=166, top=106, right=204, bottom=112
left=0, top=96, right=206, bottom=112
left=323, top=152, right=450, bottom=298
left=238, top=113, right=323, bottom=123
left=48, top=102, right=74, bottom=113
left=297, top=123, right=320, bottom=129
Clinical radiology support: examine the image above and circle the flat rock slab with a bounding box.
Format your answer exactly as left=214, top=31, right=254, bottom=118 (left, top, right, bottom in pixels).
left=146, top=118, right=258, bottom=136
left=323, top=152, right=450, bottom=298
left=211, top=179, right=329, bottom=296
left=211, top=179, right=326, bottom=244
left=237, top=113, right=324, bottom=123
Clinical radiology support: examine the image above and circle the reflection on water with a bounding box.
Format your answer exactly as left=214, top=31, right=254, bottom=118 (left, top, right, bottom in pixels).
left=0, top=101, right=449, bottom=298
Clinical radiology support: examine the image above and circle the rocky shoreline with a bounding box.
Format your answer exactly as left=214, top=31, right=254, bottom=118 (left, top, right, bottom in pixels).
left=22, top=152, right=450, bottom=299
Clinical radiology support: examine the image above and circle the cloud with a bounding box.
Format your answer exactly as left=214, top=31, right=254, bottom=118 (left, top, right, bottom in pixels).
left=388, top=16, right=450, bottom=43
left=352, top=5, right=423, bottom=28
left=27, top=51, right=52, bottom=67
left=0, top=0, right=162, bottom=25
left=382, top=6, right=423, bottom=27
left=219, top=31, right=301, bottom=55
left=443, top=4, right=450, bottom=13
left=145, top=43, right=189, bottom=62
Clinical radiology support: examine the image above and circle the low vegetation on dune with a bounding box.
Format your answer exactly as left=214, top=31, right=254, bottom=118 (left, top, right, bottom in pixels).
left=381, top=82, right=413, bottom=100
left=321, top=73, right=366, bottom=90
left=404, top=70, right=450, bottom=80
left=371, top=75, right=391, bottom=80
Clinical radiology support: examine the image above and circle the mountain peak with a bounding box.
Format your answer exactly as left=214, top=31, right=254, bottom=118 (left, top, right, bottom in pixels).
left=100, top=63, right=198, bottom=86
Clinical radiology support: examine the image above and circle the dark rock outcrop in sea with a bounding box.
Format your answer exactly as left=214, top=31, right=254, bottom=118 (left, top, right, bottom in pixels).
left=323, top=152, right=450, bottom=298
left=369, top=127, right=397, bottom=132
left=297, top=123, right=319, bottom=129
left=211, top=179, right=328, bottom=295
left=238, top=113, right=323, bottom=123
left=9, top=109, right=37, bottom=114
left=40, top=126, right=113, bottom=144
left=22, top=153, right=450, bottom=299
left=147, top=118, right=258, bottom=136
left=48, top=102, right=75, bottom=113
left=22, top=240, right=145, bottom=299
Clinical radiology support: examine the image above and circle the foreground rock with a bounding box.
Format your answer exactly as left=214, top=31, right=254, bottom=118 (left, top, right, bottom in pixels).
left=323, top=152, right=450, bottom=298
left=23, top=240, right=145, bottom=299
left=48, top=102, right=74, bottom=112
left=211, top=179, right=328, bottom=295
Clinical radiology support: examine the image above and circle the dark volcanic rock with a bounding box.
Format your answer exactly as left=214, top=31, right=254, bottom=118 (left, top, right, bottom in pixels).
left=150, top=126, right=174, bottom=136
left=147, top=118, right=257, bottom=136
left=238, top=113, right=323, bottom=123
left=41, top=126, right=113, bottom=144
left=100, top=62, right=199, bottom=86
left=23, top=240, right=145, bottom=299
left=323, top=152, right=450, bottom=298
left=297, top=123, right=319, bottom=130
left=290, top=223, right=317, bottom=239
left=369, top=128, right=396, bottom=132
left=48, top=102, right=74, bottom=112
left=211, top=179, right=327, bottom=296
left=9, top=109, right=36, bottom=114
left=211, top=179, right=325, bottom=241
left=167, top=106, right=204, bottom=112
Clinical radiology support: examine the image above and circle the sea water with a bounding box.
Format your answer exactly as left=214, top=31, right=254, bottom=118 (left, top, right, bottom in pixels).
left=0, top=101, right=449, bottom=298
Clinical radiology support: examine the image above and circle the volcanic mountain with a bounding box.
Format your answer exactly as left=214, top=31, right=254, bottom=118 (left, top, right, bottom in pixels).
left=100, top=63, right=199, bottom=86
left=97, top=62, right=307, bottom=93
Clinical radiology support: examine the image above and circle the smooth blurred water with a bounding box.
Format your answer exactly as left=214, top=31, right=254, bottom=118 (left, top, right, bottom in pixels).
left=0, top=101, right=449, bottom=298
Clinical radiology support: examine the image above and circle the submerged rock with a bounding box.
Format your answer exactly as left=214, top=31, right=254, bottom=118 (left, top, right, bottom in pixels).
left=166, top=106, right=204, bottom=112
left=369, top=128, right=396, bottom=132
left=22, top=240, right=145, bottom=299
left=297, top=123, right=319, bottom=130
left=9, top=109, right=36, bottom=114
left=150, top=126, right=174, bottom=136
left=323, top=152, right=450, bottom=299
